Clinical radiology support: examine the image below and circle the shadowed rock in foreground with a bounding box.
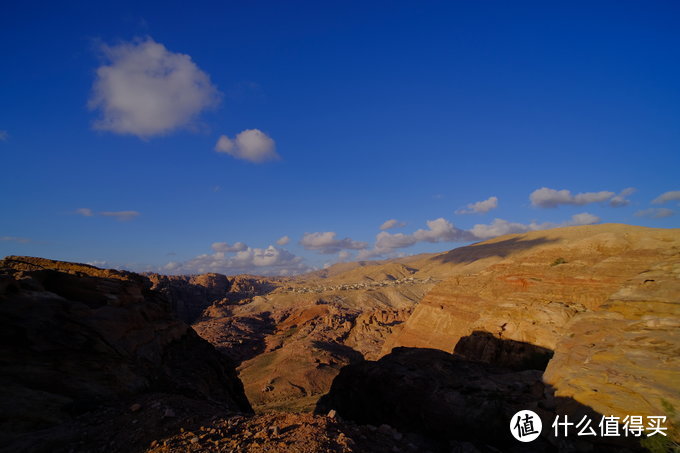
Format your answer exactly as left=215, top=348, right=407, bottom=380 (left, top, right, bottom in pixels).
left=316, top=346, right=643, bottom=452
left=0, top=256, right=252, bottom=452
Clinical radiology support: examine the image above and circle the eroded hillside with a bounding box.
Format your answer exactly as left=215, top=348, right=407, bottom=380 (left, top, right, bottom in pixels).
left=2, top=223, right=678, bottom=451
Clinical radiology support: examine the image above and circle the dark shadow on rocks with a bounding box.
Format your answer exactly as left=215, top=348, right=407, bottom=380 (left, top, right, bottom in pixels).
left=454, top=330, right=554, bottom=371
left=432, top=237, right=559, bottom=264
left=148, top=274, right=278, bottom=324
left=311, top=340, right=364, bottom=364
left=316, top=346, right=644, bottom=452
left=199, top=311, right=277, bottom=367
left=0, top=259, right=253, bottom=452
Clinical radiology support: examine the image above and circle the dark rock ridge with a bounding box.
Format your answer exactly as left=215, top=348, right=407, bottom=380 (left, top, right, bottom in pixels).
left=454, top=330, right=554, bottom=371
left=0, top=256, right=252, bottom=449
left=317, top=346, right=642, bottom=452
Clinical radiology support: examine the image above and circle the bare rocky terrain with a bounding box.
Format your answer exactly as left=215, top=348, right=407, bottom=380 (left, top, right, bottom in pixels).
left=1, top=223, right=679, bottom=452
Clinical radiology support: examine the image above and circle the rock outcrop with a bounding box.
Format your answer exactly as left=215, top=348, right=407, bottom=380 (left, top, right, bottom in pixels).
left=0, top=256, right=252, bottom=450
left=316, top=347, right=550, bottom=448
left=317, top=347, right=641, bottom=452
left=146, top=273, right=275, bottom=323
left=544, top=256, right=680, bottom=422
left=376, top=224, right=680, bottom=444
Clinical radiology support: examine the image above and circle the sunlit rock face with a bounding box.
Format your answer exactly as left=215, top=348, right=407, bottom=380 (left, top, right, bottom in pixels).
left=381, top=225, right=680, bottom=432
left=544, top=256, right=680, bottom=420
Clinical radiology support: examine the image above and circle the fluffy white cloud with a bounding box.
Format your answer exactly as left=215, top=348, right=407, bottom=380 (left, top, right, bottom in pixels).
left=413, top=218, right=475, bottom=243
left=163, top=244, right=307, bottom=276
left=215, top=129, right=279, bottom=163
left=276, top=235, right=290, bottom=246
left=635, top=208, right=675, bottom=219
left=75, top=208, right=94, bottom=217
left=359, top=218, right=474, bottom=259
left=100, top=211, right=140, bottom=221
left=652, top=191, right=680, bottom=204
left=470, top=213, right=600, bottom=239
left=530, top=187, right=616, bottom=208
left=89, top=37, right=220, bottom=138
left=375, top=231, right=418, bottom=250
left=455, top=196, right=498, bottom=214
left=299, top=231, right=368, bottom=254
left=0, top=130, right=8, bottom=141
left=470, top=219, right=538, bottom=239
left=380, top=219, right=406, bottom=230
left=211, top=241, right=248, bottom=253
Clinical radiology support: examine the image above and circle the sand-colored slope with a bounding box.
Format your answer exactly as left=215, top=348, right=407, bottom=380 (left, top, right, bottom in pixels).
left=385, top=224, right=680, bottom=353
left=382, top=223, right=680, bottom=424
left=544, top=255, right=680, bottom=420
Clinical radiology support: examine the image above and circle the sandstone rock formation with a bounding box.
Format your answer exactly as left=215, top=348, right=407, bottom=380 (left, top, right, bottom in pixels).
left=385, top=224, right=679, bottom=354
left=0, top=256, right=252, bottom=451
left=194, top=271, right=436, bottom=412
left=376, top=224, right=680, bottom=443
left=146, top=272, right=275, bottom=323
left=544, top=256, right=680, bottom=422
left=186, top=224, right=679, bottom=420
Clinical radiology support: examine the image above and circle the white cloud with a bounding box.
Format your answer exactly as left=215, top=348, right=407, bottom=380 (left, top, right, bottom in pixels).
left=276, top=235, right=290, bottom=246
left=375, top=231, right=418, bottom=250
left=89, top=37, right=220, bottom=138
left=299, top=231, right=368, bottom=254
left=455, top=196, right=498, bottom=214
left=609, top=187, right=636, bottom=207
left=215, top=129, right=279, bottom=163
left=0, top=130, right=8, bottom=141
left=75, top=208, right=139, bottom=221
left=211, top=241, right=248, bottom=253
left=163, top=244, right=307, bottom=276
left=359, top=218, right=474, bottom=259
left=652, top=191, right=680, bottom=204
left=413, top=218, right=474, bottom=243
left=530, top=187, right=615, bottom=208
left=1, top=236, right=31, bottom=244
left=635, top=208, right=675, bottom=219
left=100, top=210, right=140, bottom=221
left=470, top=219, right=538, bottom=239
left=470, top=213, right=600, bottom=239
left=75, top=208, right=94, bottom=217
left=379, top=219, right=406, bottom=230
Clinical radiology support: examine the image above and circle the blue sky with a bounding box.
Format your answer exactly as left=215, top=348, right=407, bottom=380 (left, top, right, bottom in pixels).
left=1, top=1, right=679, bottom=275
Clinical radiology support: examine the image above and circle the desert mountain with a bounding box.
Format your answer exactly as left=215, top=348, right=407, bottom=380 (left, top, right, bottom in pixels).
left=1, top=223, right=678, bottom=451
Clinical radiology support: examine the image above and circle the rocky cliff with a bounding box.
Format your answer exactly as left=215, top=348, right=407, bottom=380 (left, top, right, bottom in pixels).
left=146, top=272, right=275, bottom=323
left=0, top=256, right=252, bottom=451
left=544, top=256, right=680, bottom=422
left=380, top=224, right=680, bottom=437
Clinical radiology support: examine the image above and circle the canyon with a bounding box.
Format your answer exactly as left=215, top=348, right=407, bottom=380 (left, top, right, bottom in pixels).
left=1, top=223, right=678, bottom=452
